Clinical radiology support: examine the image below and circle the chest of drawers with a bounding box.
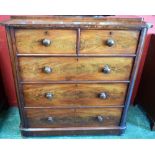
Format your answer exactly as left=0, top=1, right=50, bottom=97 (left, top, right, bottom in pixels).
left=1, top=16, right=151, bottom=136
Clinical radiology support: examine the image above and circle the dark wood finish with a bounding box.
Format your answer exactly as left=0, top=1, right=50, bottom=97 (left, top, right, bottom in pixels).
left=120, top=27, right=148, bottom=127
left=18, top=57, right=134, bottom=81
left=74, top=108, right=122, bottom=127
left=76, top=28, right=80, bottom=55
left=25, top=107, right=122, bottom=128
left=6, top=27, right=27, bottom=127
left=22, top=83, right=128, bottom=107
left=25, top=108, right=75, bottom=128
left=1, top=16, right=150, bottom=136
left=135, top=34, right=155, bottom=130
left=80, top=30, right=139, bottom=54
left=21, top=126, right=126, bottom=136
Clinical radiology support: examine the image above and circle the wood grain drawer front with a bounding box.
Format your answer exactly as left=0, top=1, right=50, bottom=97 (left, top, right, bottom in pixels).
left=80, top=30, right=139, bottom=54
left=25, top=108, right=122, bottom=128
left=75, top=84, right=127, bottom=106
left=15, top=29, right=76, bottom=54
left=77, top=57, right=133, bottom=81
left=19, top=57, right=77, bottom=81
left=18, top=57, right=133, bottom=81
left=75, top=108, right=122, bottom=127
left=25, top=109, right=75, bottom=128
left=23, top=83, right=127, bottom=107
left=23, top=84, right=77, bottom=107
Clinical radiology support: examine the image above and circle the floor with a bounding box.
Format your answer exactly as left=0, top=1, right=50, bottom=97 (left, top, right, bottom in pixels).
left=0, top=105, right=155, bottom=139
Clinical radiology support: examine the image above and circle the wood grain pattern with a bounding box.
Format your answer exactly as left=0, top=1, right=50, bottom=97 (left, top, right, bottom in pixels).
left=23, top=83, right=128, bottom=107
left=3, top=16, right=149, bottom=136
left=18, top=57, right=134, bottom=81
left=75, top=108, right=122, bottom=127
left=80, top=30, right=139, bottom=54
left=18, top=57, right=76, bottom=81
left=25, top=108, right=75, bottom=128
left=15, top=29, right=76, bottom=54
left=25, top=108, right=122, bottom=128
left=77, top=57, right=133, bottom=81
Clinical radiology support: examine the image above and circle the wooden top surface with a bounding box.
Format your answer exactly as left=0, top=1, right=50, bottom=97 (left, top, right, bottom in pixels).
left=0, top=15, right=150, bottom=29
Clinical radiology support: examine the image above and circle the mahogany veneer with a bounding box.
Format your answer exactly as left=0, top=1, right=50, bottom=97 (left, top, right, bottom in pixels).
left=1, top=16, right=151, bottom=136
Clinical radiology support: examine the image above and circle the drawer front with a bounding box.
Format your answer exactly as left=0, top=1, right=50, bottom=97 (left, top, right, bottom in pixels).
left=25, top=108, right=75, bottom=128
left=80, top=30, right=139, bottom=54
left=23, top=84, right=128, bottom=107
left=75, top=108, right=122, bottom=127
left=77, top=57, right=133, bottom=81
left=25, top=108, right=122, bottom=128
left=23, top=84, right=77, bottom=107
left=18, top=57, right=134, bottom=81
left=19, top=57, right=77, bottom=81
left=15, top=29, right=76, bottom=54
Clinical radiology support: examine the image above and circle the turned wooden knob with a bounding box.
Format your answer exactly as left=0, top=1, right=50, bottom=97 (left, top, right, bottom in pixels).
left=97, top=116, right=104, bottom=122
left=45, top=92, right=53, bottom=100
left=43, top=66, right=52, bottom=74
left=47, top=117, right=54, bottom=122
left=42, top=38, right=51, bottom=46
left=99, top=92, right=108, bottom=99
left=103, top=65, right=111, bottom=74
left=106, top=39, right=115, bottom=47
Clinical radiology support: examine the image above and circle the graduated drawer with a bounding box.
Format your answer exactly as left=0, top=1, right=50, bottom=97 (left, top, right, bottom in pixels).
left=23, top=83, right=128, bottom=107
left=80, top=30, right=139, bottom=54
left=15, top=29, right=76, bottom=54
left=18, top=57, right=134, bottom=81
left=25, top=108, right=122, bottom=128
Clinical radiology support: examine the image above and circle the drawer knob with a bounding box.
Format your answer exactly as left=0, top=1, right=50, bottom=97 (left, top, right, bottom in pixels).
left=103, top=65, right=111, bottom=74
left=106, top=39, right=115, bottom=47
left=97, top=116, right=104, bottom=122
left=99, top=92, right=108, bottom=99
left=45, top=92, right=53, bottom=100
left=43, top=66, right=52, bottom=74
left=42, top=38, right=51, bottom=46
left=47, top=117, right=54, bottom=123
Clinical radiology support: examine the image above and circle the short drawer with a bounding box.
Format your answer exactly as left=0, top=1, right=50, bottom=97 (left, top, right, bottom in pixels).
left=25, top=108, right=122, bottom=128
left=23, top=83, right=128, bottom=107
left=25, top=108, right=75, bottom=128
left=15, top=29, right=76, bottom=54
left=80, top=30, right=139, bottom=54
left=75, top=108, right=122, bottom=127
left=18, top=57, right=134, bottom=81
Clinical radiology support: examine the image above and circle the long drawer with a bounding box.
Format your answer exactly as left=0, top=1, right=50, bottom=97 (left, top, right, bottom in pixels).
left=18, top=57, right=134, bottom=81
left=25, top=108, right=122, bottom=128
left=22, top=83, right=128, bottom=107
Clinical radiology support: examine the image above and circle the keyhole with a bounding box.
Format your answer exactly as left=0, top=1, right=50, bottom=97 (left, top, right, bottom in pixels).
left=109, top=31, right=113, bottom=35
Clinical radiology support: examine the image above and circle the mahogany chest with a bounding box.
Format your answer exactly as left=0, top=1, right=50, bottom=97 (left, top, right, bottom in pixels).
left=1, top=16, right=151, bottom=136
